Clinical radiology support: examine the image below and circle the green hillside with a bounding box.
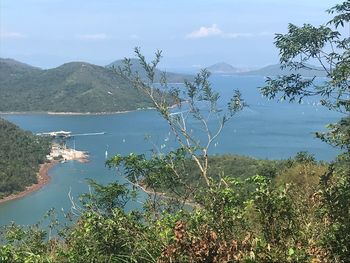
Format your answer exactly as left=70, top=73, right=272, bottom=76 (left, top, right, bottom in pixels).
left=107, top=58, right=193, bottom=83
left=0, top=59, right=157, bottom=113
left=0, top=118, right=51, bottom=198
left=0, top=58, right=41, bottom=78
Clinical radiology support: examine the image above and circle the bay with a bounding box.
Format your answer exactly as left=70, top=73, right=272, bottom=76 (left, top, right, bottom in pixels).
left=0, top=75, right=340, bottom=226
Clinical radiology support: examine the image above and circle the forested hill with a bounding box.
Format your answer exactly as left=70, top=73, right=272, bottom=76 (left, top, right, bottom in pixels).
left=0, top=58, right=41, bottom=77
left=0, top=118, right=51, bottom=199
left=106, top=58, right=194, bottom=83
left=0, top=58, right=187, bottom=113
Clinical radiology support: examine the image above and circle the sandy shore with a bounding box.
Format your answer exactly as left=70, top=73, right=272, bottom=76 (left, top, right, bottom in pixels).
left=0, top=161, right=57, bottom=204
left=49, top=143, right=89, bottom=163
left=0, top=104, right=181, bottom=116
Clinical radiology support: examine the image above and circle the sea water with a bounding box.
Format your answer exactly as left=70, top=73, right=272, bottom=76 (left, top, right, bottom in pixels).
left=0, top=75, right=341, bottom=225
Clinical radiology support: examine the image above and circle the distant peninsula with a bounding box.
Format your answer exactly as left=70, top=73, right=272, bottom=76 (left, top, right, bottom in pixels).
left=206, top=62, right=327, bottom=77
left=0, top=58, right=191, bottom=113
left=0, top=118, right=89, bottom=203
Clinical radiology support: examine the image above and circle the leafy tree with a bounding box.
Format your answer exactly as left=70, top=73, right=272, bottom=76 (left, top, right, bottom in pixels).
left=261, top=1, right=350, bottom=261
left=113, top=47, right=246, bottom=194
left=260, top=1, right=350, bottom=152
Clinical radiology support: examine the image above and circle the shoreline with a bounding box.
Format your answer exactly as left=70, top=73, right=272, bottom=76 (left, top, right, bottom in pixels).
left=0, top=104, right=180, bottom=116
left=0, top=108, right=152, bottom=116
left=0, top=145, right=89, bottom=205
left=0, top=161, right=57, bottom=205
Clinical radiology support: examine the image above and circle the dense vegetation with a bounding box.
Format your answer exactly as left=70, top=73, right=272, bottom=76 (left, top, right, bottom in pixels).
left=0, top=59, right=189, bottom=113
left=0, top=118, right=51, bottom=199
left=0, top=60, right=152, bottom=113
left=0, top=1, right=349, bottom=262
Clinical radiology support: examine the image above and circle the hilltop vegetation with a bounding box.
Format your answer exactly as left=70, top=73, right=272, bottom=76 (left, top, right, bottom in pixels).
left=0, top=118, right=51, bottom=199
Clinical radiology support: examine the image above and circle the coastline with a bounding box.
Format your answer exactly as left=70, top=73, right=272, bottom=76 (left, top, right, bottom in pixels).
left=0, top=145, right=89, bottom=205
left=49, top=143, right=89, bottom=163
left=0, top=108, right=152, bottom=116
left=0, top=104, right=181, bottom=116
left=0, top=161, right=57, bottom=205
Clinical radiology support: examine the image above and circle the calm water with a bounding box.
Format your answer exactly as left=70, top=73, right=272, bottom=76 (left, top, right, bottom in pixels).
left=0, top=76, right=341, bottom=226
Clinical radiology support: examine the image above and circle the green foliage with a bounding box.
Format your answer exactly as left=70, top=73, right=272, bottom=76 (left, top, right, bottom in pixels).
left=318, top=154, right=350, bottom=262
left=0, top=118, right=51, bottom=198
left=260, top=1, right=350, bottom=152
left=0, top=224, right=50, bottom=263
left=80, top=179, right=131, bottom=214
left=260, top=1, right=350, bottom=261
left=1, top=2, right=349, bottom=262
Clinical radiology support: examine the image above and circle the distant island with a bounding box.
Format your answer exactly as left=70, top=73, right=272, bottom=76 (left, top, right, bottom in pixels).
left=201, top=62, right=242, bottom=74
left=206, top=62, right=327, bottom=77
left=0, top=58, right=191, bottom=113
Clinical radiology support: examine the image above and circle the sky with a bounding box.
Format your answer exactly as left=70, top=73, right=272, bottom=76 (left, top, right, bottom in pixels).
left=0, top=0, right=342, bottom=71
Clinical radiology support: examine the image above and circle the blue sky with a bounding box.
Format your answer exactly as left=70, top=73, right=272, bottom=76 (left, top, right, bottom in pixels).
left=0, top=0, right=341, bottom=70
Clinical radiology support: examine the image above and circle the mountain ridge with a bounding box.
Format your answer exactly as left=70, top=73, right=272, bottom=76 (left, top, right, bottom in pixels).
left=205, top=61, right=327, bottom=77
left=0, top=58, right=187, bottom=113
left=0, top=58, right=153, bottom=112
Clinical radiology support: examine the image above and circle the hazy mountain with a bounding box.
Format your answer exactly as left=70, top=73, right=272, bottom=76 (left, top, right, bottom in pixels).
left=0, top=58, right=156, bottom=113
left=239, top=64, right=327, bottom=77
left=0, top=58, right=41, bottom=79
left=206, top=62, right=242, bottom=74
left=107, top=58, right=193, bottom=83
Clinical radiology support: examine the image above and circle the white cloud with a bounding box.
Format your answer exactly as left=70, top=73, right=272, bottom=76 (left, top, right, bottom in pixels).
left=186, top=24, right=222, bottom=39
left=76, top=33, right=109, bottom=40
left=186, top=25, right=274, bottom=40
left=0, top=30, right=26, bottom=39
